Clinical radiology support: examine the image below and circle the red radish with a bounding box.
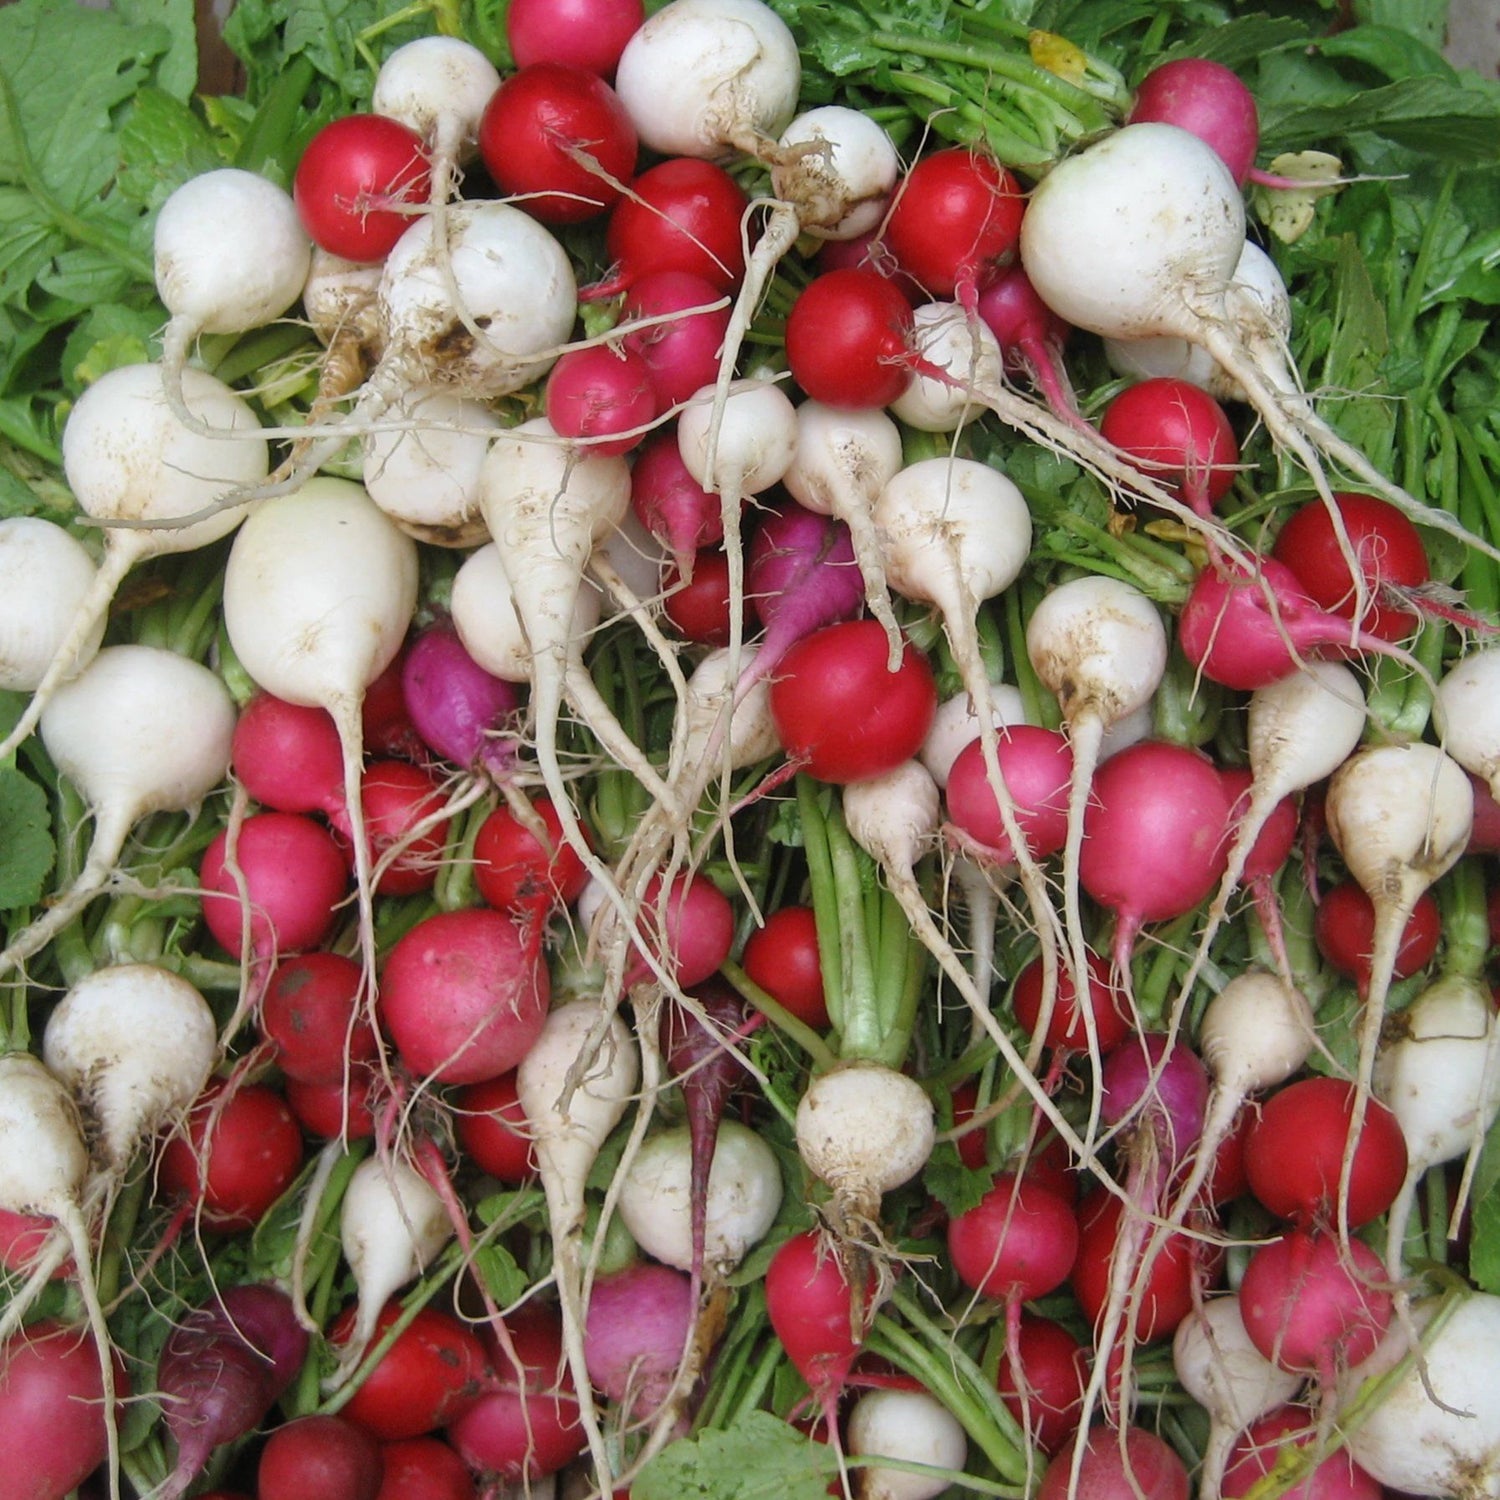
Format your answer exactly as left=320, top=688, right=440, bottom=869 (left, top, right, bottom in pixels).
left=627, top=870, right=737, bottom=990
left=630, top=427, right=724, bottom=576
left=948, top=1171, right=1079, bottom=1304
left=1222, top=1404, right=1383, bottom=1500
left=621, top=275, right=733, bottom=413
left=374, top=1437, right=477, bottom=1500
left=258, top=1414, right=384, bottom=1500
left=454, top=1072, right=536, bottom=1183
left=232, top=691, right=345, bottom=816
left=158, top=1079, right=305, bottom=1234
left=1272, top=491, right=1429, bottom=642
left=0, top=1206, right=68, bottom=1280
left=477, top=63, right=637, bottom=223
left=329, top=1302, right=489, bottom=1440
left=199, top=811, right=350, bottom=960
left=1243, top=1077, right=1407, bottom=1230
left=378, top=907, right=550, bottom=1086
left=785, top=268, right=915, bottom=408
left=330, top=759, right=451, bottom=898
left=1040, top=1424, right=1190, bottom=1500
left=1099, top=376, right=1239, bottom=519
left=975, top=264, right=1080, bottom=424
left=663, top=546, right=741, bottom=645
left=884, top=148, right=1025, bottom=306
left=769, top=618, right=937, bottom=785
left=444, top=1306, right=586, bottom=1485
left=1237, top=1228, right=1392, bottom=1379
left=1315, top=881, right=1441, bottom=996
left=287, top=1067, right=379, bottom=1141
left=1129, top=57, right=1261, bottom=186
left=596, top=157, right=750, bottom=295
left=361, top=651, right=425, bottom=762
left=156, top=1283, right=309, bottom=1500
left=765, top=1229, right=870, bottom=1423
left=506, top=0, right=644, bottom=74
left=260, top=952, right=379, bottom=1086
left=399, top=621, right=520, bottom=779
left=943, top=726, right=1072, bottom=866
left=583, top=1261, right=696, bottom=1420
left=544, top=344, right=658, bottom=455
left=474, top=797, right=590, bottom=919
left=995, top=1314, right=1088, bottom=1457
left=1010, top=948, right=1131, bottom=1061
left=742, top=904, right=829, bottom=1029
left=294, top=114, right=430, bottom=261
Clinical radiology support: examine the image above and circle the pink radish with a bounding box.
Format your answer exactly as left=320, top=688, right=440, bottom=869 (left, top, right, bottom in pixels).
left=583, top=1261, right=696, bottom=1422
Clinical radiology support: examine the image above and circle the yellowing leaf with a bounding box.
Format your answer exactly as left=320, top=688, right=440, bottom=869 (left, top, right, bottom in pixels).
left=1255, top=150, right=1345, bottom=243
left=1029, top=30, right=1088, bottom=86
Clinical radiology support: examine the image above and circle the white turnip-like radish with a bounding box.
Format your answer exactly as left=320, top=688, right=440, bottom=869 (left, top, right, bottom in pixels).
left=0, top=517, right=103, bottom=693
left=516, top=1000, right=639, bottom=1489
left=772, top=106, right=899, bottom=242
left=846, top=1386, right=968, bottom=1500
left=222, top=475, right=419, bottom=991
left=1434, top=646, right=1500, bottom=795
left=1019, top=122, right=1491, bottom=559
left=0, top=645, right=236, bottom=981
left=0, top=361, right=265, bottom=764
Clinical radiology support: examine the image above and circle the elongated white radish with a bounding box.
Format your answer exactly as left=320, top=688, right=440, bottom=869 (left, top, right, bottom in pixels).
left=222, top=476, right=419, bottom=990
left=0, top=646, right=236, bottom=981
left=517, top=999, right=639, bottom=1490
left=0, top=518, right=104, bottom=693
left=0, top=362, right=265, bottom=764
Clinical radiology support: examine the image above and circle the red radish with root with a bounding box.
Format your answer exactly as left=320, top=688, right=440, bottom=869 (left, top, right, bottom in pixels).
left=294, top=114, right=432, bottom=260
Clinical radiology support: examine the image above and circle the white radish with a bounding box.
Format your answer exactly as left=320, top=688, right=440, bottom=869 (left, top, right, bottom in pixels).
left=301, top=249, right=385, bottom=406
left=846, top=1386, right=968, bottom=1500
left=1377, top=973, right=1500, bottom=1275
left=1434, top=646, right=1500, bottom=795
left=617, top=1121, right=782, bottom=1277
left=1019, top=122, right=1489, bottom=557
left=919, top=685, right=1029, bottom=790
left=222, top=475, right=419, bottom=989
left=1324, top=743, right=1473, bottom=1238
left=781, top=400, right=906, bottom=668
left=0, top=645, right=236, bottom=981
left=372, top=35, right=499, bottom=170
left=1173, top=1295, right=1302, bottom=1500
left=154, top=168, right=311, bottom=431
left=890, top=302, right=1004, bottom=434
left=0, top=517, right=104, bottom=692
left=336, top=1155, right=453, bottom=1377
left=0, top=361, right=265, bottom=763
left=517, top=999, right=640, bottom=1490
left=771, top=106, right=899, bottom=242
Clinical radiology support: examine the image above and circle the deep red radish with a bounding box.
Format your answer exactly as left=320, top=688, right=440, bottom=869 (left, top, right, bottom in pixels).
left=944, top=726, right=1072, bottom=865
left=627, top=870, right=736, bottom=990
left=232, top=691, right=344, bottom=816
left=478, top=63, right=637, bottom=224
left=948, top=1171, right=1079, bottom=1303
left=1078, top=739, right=1234, bottom=976
left=1243, top=1077, right=1408, bottom=1229
left=400, top=621, right=520, bottom=778
left=362, top=652, right=425, bottom=762
left=1011, top=947, right=1132, bottom=1060
left=199, top=811, right=349, bottom=960
left=444, top=1306, right=585, bottom=1484
left=1099, top=377, right=1238, bottom=518
left=287, top=1066, right=379, bottom=1140
left=156, top=1283, right=309, bottom=1500
left=0, top=1205, right=69, bottom=1279
left=329, top=1301, right=489, bottom=1440
left=544, top=344, right=658, bottom=454
left=258, top=1413, right=384, bottom=1500
left=474, top=798, right=590, bottom=919
left=621, top=272, right=733, bottom=410
left=995, top=1314, right=1088, bottom=1456
left=1220, top=768, right=1298, bottom=884
left=259, top=951, right=379, bottom=1086
left=1222, top=1404, right=1382, bottom=1500
left=0, top=1322, right=129, bottom=1500
left=663, top=547, right=741, bottom=646
left=948, top=1080, right=989, bottom=1169
left=1129, top=58, right=1260, bottom=186
left=595, top=158, right=749, bottom=295
left=294, top=114, right=431, bottom=261
left=769, top=618, right=937, bottom=785
left=1039, top=1425, right=1190, bottom=1500
left=1315, top=881, right=1441, bottom=996
left=1273, top=492, right=1429, bottom=642
left=1238, top=1229, right=1392, bottom=1379
left=378, top=907, right=549, bottom=1086
left=975, top=264, right=1078, bottom=421
left=630, top=428, right=724, bottom=576
left=785, top=268, right=915, bottom=408
left=374, top=1437, right=477, bottom=1500
left=765, top=1230, right=871, bottom=1414
left=583, top=1261, right=695, bottom=1420
left=883, top=148, right=1025, bottom=305
left=454, top=1072, right=536, bottom=1182
left=330, top=759, right=451, bottom=898
left=818, top=227, right=924, bottom=301
left=506, top=0, right=644, bottom=74
left=158, top=1079, right=305, bottom=1233
left=742, top=904, right=829, bottom=1029
left=1468, top=772, right=1500, bottom=853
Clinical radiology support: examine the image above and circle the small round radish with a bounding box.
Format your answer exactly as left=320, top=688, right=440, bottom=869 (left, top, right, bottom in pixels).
left=944, top=726, right=1072, bottom=866
left=583, top=1261, right=695, bottom=1422
left=600, top=157, right=750, bottom=293
left=1128, top=57, right=1261, bottom=186
left=473, top=797, right=590, bottom=919
left=0, top=517, right=104, bottom=692
left=975, top=264, right=1079, bottom=425
left=947, top=1171, right=1079, bottom=1304
left=846, top=1386, right=968, bottom=1500
left=545, top=344, right=658, bottom=454
left=258, top=1414, right=384, bottom=1500
left=1222, top=1405, right=1382, bottom=1500
left=772, top=105, right=899, bottom=242
left=294, top=114, right=431, bottom=261
left=372, top=37, right=500, bottom=166
left=1099, top=376, right=1239, bottom=520
left=232, top=691, right=345, bottom=817
left=1314, top=881, right=1441, bottom=996
left=455, top=1073, right=536, bottom=1183
left=399, top=620, right=520, bottom=778
left=260, top=952, right=378, bottom=1086
left=764, top=1228, right=870, bottom=1408
left=996, top=1314, right=1089, bottom=1457
left=1039, top=1425, right=1190, bottom=1500
left=1010, top=947, right=1132, bottom=1060
left=620, top=274, right=733, bottom=411
left=742, top=904, right=829, bottom=1030
left=506, top=0, right=644, bottom=74
left=785, top=267, right=915, bottom=408
left=373, top=1438, right=477, bottom=1500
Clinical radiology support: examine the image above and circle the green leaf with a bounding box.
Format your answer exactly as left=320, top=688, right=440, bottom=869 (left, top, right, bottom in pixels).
left=0, top=765, right=55, bottom=910
left=118, top=86, right=227, bottom=211
left=922, top=1140, right=994, bottom=1218
left=1469, top=1114, right=1500, bottom=1292
left=111, top=0, right=199, bottom=101
left=1262, top=75, right=1500, bottom=162
left=633, top=1412, right=839, bottom=1500
left=1353, top=0, right=1447, bottom=53
left=1320, top=233, right=1395, bottom=474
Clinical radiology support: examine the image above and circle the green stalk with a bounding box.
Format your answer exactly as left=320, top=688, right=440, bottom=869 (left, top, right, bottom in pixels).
left=1439, top=858, right=1490, bottom=981
left=233, top=55, right=316, bottom=179
left=721, top=958, right=837, bottom=1073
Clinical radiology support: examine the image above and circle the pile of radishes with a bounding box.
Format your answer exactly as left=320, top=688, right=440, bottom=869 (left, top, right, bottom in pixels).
left=4, top=1, right=1500, bottom=1498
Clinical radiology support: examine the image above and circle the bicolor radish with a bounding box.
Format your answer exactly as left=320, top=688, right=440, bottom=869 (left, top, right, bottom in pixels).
left=0, top=361, right=266, bottom=764
left=0, top=517, right=104, bottom=693
left=0, top=645, right=236, bottom=981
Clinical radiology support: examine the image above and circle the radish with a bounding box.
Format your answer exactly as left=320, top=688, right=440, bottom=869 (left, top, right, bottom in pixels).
left=1435, top=645, right=1500, bottom=795
left=231, top=691, right=346, bottom=817
left=583, top=1261, right=696, bottom=1423
left=222, top=475, right=419, bottom=990
left=918, top=685, right=1029, bottom=790
left=975, top=264, right=1079, bottom=425
left=400, top=620, right=521, bottom=780
left=846, top=1386, right=968, bottom=1500
left=1098, top=376, right=1239, bottom=522
left=372, top=36, right=500, bottom=174
left=621, top=277, right=734, bottom=416
left=516, top=999, right=640, bottom=1487
left=257, top=1413, right=384, bottom=1500
left=455, top=1072, right=536, bottom=1183
left=0, top=516, right=104, bottom=693
left=294, top=113, right=431, bottom=261
left=947, top=1170, right=1079, bottom=1311
left=545, top=344, right=658, bottom=455
left=260, top=952, right=378, bottom=1087
left=742, top=906, right=829, bottom=1030
left=507, top=0, right=644, bottom=74
left=1222, top=1405, right=1382, bottom=1500
left=0, top=644, right=236, bottom=980
left=375, top=1439, right=477, bottom=1500
left=772, top=105, right=899, bottom=243
left=785, top=267, right=915, bottom=410
left=1018, top=121, right=1487, bottom=555
left=1041, top=1425, right=1190, bottom=1500
left=473, top=798, right=591, bottom=922
left=1128, top=57, right=1261, bottom=186
left=1315, top=882, right=1443, bottom=995
left=0, top=361, right=265, bottom=765
left=995, top=1314, right=1089, bottom=1458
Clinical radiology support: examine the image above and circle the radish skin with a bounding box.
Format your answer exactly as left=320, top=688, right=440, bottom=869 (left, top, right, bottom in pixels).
left=0, top=517, right=104, bottom=693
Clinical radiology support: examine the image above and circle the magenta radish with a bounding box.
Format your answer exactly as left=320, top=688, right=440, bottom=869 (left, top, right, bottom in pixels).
left=0, top=517, right=104, bottom=693
left=232, top=691, right=345, bottom=817
left=222, top=475, right=419, bottom=990
left=583, top=1261, right=695, bottom=1421
left=975, top=264, right=1080, bottom=425
left=400, top=620, right=521, bottom=779
left=1128, top=58, right=1261, bottom=186
left=631, top=428, right=725, bottom=579
left=621, top=275, right=733, bottom=413
left=995, top=1314, right=1088, bottom=1458
left=1222, top=1405, right=1382, bottom=1500
left=944, top=727, right=1072, bottom=866
left=507, top=0, right=643, bottom=73
left=0, top=361, right=265, bottom=766
left=0, top=644, right=236, bottom=980
left=919, top=684, right=1029, bottom=790
left=545, top=344, right=659, bottom=455
left=846, top=1386, right=968, bottom=1500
